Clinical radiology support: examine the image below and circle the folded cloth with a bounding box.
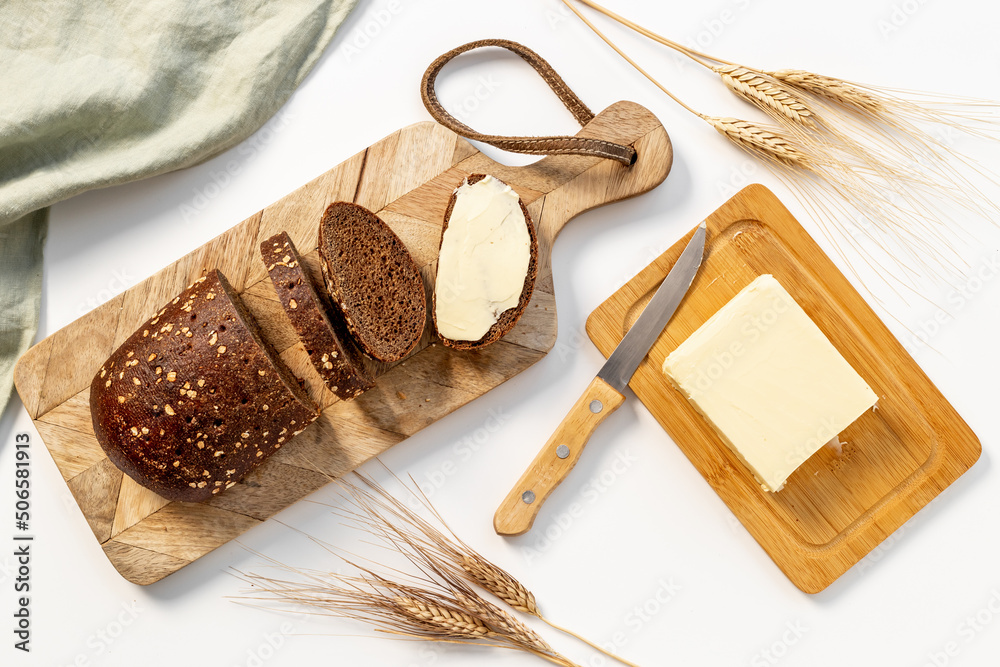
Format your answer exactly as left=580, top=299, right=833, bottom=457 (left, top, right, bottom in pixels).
left=0, top=0, right=357, bottom=420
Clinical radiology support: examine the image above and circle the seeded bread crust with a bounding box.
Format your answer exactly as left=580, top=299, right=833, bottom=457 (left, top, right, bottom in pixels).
left=90, top=270, right=319, bottom=502
left=318, top=202, right=426, bottom=363
left=433, top=173, right=538, bottom=350
left=260, top=232, right=374, bottom=400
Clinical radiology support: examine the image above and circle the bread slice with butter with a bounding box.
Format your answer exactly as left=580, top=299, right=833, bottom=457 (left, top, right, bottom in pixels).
left=433, top=174, right=538, bottom=350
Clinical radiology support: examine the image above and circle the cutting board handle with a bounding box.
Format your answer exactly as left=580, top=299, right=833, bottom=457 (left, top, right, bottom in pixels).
left=445, top=98, right=673, bottom=273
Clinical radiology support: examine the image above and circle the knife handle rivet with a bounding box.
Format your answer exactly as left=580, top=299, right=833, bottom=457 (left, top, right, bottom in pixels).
left=521, top=490, right=536, bottom=504
left=556, top=445, right=570, bottom=459
left=589, top=400, right=603, bottom=414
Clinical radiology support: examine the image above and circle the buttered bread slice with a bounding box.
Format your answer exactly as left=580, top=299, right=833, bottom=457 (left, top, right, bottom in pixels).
left=433, top=174, right=537, bottom=350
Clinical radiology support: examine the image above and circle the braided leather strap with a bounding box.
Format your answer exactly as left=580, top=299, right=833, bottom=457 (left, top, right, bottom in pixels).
left=421, top=39, right=637, bottom=166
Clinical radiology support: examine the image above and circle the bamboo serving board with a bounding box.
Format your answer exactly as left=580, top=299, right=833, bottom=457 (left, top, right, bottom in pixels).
left=586, top=184, right=981, bottom=594
left=14, top=101, right=673, bottom=585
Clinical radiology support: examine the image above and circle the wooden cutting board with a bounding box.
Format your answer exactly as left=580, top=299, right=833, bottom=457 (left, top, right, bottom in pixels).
left=586, top=184, right=981, bottom=594
left=14, top=101, right=673, bottom=585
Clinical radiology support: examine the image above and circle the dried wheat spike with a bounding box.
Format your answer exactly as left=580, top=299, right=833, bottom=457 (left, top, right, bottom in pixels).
left=705, top=116, right=812, bottom=168
left=769, top=69, right=885, bottom=115
left=395, top=596, right=493, bottom=638
left=461, top=555, right=539, bottom=615
left=456, top=590, right=552, bottom=654
left=714, top=65, right=816, bottom=127
left=494, top=610, right=552, bottom=654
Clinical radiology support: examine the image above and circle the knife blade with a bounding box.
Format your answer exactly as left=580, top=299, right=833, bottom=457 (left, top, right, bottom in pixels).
left=493, top=221, right=707, bottom=536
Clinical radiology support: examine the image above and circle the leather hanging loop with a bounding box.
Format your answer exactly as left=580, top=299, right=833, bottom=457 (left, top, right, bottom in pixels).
left=421, top=39, right=637, bottom=166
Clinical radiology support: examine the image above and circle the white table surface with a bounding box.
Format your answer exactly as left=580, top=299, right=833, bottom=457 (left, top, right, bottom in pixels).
left=3, top=1, right=999, bottom=665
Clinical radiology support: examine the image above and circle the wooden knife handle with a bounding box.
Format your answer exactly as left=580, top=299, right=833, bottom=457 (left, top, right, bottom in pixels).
left=494, top=376, right=626, bottom=536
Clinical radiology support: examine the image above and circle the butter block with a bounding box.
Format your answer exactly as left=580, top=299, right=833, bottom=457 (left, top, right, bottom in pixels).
left=662, top=274, right=878, bottom=492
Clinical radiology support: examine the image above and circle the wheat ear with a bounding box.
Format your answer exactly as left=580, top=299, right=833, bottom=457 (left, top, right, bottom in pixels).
left=457, top=552, right=646, bottom=667
left=395, top=590, right=584, bottom=667
left=769, top=69, right=885, bottom=115
left=463, top=555, right=639, bottom=667
left=703, top=116, right=814, bottom=168
left=452, top=588, right=553, bottom=655
left=461, top=555, right=539, bottom=613
left=336, top=470, right=648, bottom=667
left=236, top=564, right=581, bottom=667
left=714, top=65, right=817, bottom=127
left=394, top=595, right=492, bottom=637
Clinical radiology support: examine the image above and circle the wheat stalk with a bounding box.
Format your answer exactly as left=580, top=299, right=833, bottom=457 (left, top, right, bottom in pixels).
left=565, top=0, right=820, bottom=129
left=236, top=562, right=579, bottom=667
left=236, top=466, right=645, bottom=667
left=563, top=0, right=1000, bottom=299
left=333, top=470, right=647, bottom=667
left=558, top=0, right=951, bottom=287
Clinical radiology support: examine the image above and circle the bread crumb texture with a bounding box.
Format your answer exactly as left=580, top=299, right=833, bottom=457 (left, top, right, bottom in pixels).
left=318, top=203, right=426, bottom=362
left=260, top=231, right=374, bottom=400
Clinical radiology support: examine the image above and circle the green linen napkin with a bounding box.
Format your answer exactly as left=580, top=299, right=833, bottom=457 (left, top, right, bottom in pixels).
left=0, top=0, right=357, bottom=419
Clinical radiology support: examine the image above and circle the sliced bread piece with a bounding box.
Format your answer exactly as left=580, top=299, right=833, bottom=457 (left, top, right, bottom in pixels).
left=260, top=232, right=374, bottom=400
left=433, top=173, right=538, bottom=350
left=90, top=270, right=319, bottom=502
left=318, top=202, right=426, bottom=363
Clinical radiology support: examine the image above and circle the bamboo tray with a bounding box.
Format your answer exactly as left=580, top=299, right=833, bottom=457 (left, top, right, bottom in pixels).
left=586, top=184, right=981, bottom=593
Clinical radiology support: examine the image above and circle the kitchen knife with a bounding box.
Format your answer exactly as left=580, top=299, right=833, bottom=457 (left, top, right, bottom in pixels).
left=494, top=222, right=708, bottom=536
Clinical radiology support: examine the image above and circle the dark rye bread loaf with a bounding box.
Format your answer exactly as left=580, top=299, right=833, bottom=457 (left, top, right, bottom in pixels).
left=260, top=232, right=374, bottom=400
left=433, top=173, right=538, bottom=350
left=318, top=202, right=426, bottom=363
left=90, top=270, right=319, bottom=502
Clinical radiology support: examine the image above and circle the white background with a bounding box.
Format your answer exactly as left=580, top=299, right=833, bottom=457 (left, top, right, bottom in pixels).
left=2, top=0, right=999, bottom=665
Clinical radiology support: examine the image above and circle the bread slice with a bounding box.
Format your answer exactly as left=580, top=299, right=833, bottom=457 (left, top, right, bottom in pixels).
left=318, top=202, right=426, bottom=363
left=90, top=270, right=319, bottom=502
left=433, top=173, right=538, bottom=350
left=260, top=232, right=374, bottom=400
